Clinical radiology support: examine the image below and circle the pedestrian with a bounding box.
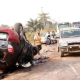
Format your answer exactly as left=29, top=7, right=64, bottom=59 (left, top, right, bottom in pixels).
left=50, top=30, right=55, bottom=38
left=46, top=30, right=51, bottom=45
left=34, top=32, right=42, bottom=59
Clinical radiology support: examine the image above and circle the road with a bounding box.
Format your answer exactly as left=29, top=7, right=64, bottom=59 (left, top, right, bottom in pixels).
left=2, top=44, right=80, bottom=80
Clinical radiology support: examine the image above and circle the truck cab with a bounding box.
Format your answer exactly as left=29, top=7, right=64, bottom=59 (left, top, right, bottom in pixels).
left=55, top=22, right=71, bottom=38
left=72, top=21, right=80, bottom=28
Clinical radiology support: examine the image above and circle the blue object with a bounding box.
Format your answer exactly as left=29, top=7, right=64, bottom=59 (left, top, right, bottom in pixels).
left=46, top=38, right=51, bottom=45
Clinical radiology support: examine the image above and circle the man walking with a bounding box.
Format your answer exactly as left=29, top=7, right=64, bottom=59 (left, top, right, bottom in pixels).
left=34, top=32, right=42, bottom=58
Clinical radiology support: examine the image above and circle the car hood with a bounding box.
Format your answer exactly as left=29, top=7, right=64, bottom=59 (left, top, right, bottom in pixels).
left=59, top=37, right=80, bottom=43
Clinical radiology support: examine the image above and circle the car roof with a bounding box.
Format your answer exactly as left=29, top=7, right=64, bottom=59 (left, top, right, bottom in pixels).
left=60, top=27, right=80, bottom=31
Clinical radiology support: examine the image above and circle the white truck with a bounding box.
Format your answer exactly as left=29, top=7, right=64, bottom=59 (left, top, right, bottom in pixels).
left=58, top=27, right=80, bottom=57
left=55, top=22, right=71, bottom=38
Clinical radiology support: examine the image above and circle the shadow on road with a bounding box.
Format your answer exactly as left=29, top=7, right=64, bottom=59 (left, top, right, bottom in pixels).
left=64, top=53, right=80, bottom=57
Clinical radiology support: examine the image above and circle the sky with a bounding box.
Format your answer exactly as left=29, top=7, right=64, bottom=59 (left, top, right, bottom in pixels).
left=0, top=0, right=80, bottom=26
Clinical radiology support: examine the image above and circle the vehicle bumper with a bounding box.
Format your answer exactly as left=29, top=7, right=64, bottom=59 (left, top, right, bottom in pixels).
left=60, top=46, right=68, bottom=52
left=0, top=60, right=8, bottom=70
left=60, top=45, right=80, bottom=53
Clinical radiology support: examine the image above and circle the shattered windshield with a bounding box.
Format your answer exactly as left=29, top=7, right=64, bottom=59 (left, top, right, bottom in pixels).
left=61, top=29, right=80, bottom=38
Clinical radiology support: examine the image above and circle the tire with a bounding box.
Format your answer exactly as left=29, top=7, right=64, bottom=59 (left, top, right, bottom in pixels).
left=14, top=23, right=23, bottom=37
left=32, top=46, right=38, bottom=56
left=58, top=47, right=59, bottom=52
left=55, top=40, right=57, bottom=43
left=60, top=51, right=64, bottom=57
left=14, top=23, right=25, bottom=48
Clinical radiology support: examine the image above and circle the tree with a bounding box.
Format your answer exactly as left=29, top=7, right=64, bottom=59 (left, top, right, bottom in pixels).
left=0, top=24, right=9, bottom=28
left=27, top=19, right=43, bottom=31
left=38, top=13, right=50, bottom=29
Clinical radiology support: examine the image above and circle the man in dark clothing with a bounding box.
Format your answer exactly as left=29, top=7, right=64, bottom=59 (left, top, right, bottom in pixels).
left=46, top=31, right=51, bottom=45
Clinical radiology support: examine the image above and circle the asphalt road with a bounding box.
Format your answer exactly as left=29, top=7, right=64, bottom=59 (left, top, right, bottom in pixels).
left=2, top=44, right=80, bottom=80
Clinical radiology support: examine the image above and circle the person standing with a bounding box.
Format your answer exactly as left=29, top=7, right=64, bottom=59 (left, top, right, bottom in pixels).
left=50, top=31, right=55, bottom=38
left=34, top=32, right=42, bottom=58
left=46, top=30, right=51, bottom=45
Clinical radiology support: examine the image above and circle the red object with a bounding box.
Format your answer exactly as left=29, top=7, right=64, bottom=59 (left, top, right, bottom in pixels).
left=0, top=28, right=20, bottom=43
left=8, top=44, right=14, bottom=54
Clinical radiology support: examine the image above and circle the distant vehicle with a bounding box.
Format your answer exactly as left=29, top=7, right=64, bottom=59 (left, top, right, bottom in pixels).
left=72, top=22, right=80, bottom=28
left=58, top=27, right=80, bottom=57
left=41, top=33, right=57, bottom=44
left=41, top=33, right=47, bottom=44
left=55, top=22, right=71, bottom=38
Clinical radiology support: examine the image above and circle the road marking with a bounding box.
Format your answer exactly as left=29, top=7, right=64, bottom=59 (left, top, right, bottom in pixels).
left=69, top=64, right=80, bottom=78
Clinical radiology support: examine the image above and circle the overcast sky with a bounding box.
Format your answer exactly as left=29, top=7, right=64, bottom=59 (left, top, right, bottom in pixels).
left=0, top=0, right=80, bottom=26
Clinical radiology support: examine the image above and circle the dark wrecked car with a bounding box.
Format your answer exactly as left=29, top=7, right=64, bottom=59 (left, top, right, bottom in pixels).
left=0, top=23, right=38, bottom=74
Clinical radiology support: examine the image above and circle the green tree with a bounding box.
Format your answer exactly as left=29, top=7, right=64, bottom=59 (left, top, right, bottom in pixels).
left=0, top=24, right=9, bottom=28
left=27, top=19, right=43, bottom=31
left=38, top=13, right=50, bottom=22
left=38, top=13, right=50, bottom=29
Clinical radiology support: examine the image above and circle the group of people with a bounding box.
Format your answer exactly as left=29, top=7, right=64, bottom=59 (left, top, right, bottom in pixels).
left=33, top=30, right=55, bottom=58
left=45, top=30, right=55, bottom=45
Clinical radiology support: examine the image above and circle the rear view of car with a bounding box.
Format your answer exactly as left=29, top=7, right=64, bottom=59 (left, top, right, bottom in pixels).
left=0, top=28, right=20, bottom=70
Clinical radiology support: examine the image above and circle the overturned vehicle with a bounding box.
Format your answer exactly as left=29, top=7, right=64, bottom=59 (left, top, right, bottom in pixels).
left=0, top=23, right=38, bottom=72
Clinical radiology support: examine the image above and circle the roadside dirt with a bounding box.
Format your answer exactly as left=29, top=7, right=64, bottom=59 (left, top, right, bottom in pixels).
left=2, top=44, right=80, bottom=80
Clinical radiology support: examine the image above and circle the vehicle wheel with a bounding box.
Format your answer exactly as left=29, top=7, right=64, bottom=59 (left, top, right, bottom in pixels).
left=14, top=23, right=25, bottom=48
left=14, top=23, right=23, bottom=38
left=33, top=46, right=38, bottom=56
left=58, top=47, right=59, bottom=52
left=55, top=40, right=57, bottom=43
left=60, top=51, right=64, bottom=57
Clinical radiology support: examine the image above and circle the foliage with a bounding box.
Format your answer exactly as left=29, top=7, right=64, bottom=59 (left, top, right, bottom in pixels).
left=27, top=19, right=43, bottom=32
left=0, top=24, right=9, bottom=28
left=26, top=12, right=55, bottom=32
left=38, top=13, right=50, bottom=22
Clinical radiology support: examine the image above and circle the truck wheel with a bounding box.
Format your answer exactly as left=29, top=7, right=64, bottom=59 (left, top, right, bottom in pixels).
left=60, top=51, right=64, bottom=57
left=58, top=47, right=59, bottom=52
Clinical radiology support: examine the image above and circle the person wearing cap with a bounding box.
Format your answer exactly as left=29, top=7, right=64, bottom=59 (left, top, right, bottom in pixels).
left=34, top=32, right=42, bottom=58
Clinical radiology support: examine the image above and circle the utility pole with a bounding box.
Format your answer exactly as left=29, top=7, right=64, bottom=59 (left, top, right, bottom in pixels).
left=41, top=7, right=46, bottom=29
